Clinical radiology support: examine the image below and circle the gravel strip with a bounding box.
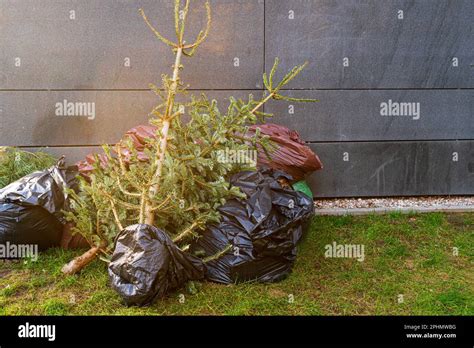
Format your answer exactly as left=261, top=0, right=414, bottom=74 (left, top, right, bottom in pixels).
left=314, top=196, right=474, bottom=211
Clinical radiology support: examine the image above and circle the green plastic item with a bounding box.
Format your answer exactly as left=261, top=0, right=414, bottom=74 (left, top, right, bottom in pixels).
left=292, top=180, right=313, bottom=198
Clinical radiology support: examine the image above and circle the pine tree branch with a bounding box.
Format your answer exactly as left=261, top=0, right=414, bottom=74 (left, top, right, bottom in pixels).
left=182, top=1, right=211, bottom=50
left=108, top=197, right=124, bottom=231
left=97, top=187, right=140, bottom=211
left=251, top=91, right=276, bottom=114
left=174, top=0, right=180, bottom=40
left=178, top=0, right=190, bottom=43
left=150, top=194, right=172, bottom=212
left=173, top=221, right=200, bottom=243
left=203, top=244, right=232, bottom=263
left=116, top=175, right=142, bottom=198
left=139, top=8, right=177, bottom=48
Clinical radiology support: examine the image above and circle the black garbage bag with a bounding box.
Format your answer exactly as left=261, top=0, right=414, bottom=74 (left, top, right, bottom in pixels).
left=0, top=158, right=77, bottom=251
left=108, top=224, right=206, bottom=306
left=190, top=168, right=314, bottom=284
left=0, top=157, right=76, bottom=219
left=0, top=204, right=64, bottom=251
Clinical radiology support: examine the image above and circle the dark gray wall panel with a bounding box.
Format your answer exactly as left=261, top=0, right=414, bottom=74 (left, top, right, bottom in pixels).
left=265, top=90, right=474, bottom=142
left=0, top=90, right=260, bottom=146
left=308, top=141, right=474, bottom=197
left=24, top=140, right=474, bottom=197
left=0, top=91, right=154, bottom=146
left=0, top=0, right=264, bottom=89
left=266, top=0, right=474, bottom=89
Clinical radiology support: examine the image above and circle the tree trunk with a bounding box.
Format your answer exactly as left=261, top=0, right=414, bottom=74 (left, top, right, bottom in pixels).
left=61, top=48, right=184, bottom=275
left=145, top=46, right=183, bottom=225
left=61, top=246, right=101, bottom=275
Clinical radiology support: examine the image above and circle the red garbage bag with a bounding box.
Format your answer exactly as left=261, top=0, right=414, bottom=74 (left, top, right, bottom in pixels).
left=249, top=124, right=323, bottom=181
left=76, top=125, right=157, bottom=177
left=119, top=125, right=157, bottom=162
left=76, top=153, right=109, bottom=176
left=77, top=123, right=322, bottom=182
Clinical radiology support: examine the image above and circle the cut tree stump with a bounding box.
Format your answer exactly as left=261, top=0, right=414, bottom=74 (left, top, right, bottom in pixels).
left=61, top=246, right=101, bottom=275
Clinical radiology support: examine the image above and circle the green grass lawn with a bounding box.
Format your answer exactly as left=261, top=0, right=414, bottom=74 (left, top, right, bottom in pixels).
left=0, top=212, right=472, bottom=315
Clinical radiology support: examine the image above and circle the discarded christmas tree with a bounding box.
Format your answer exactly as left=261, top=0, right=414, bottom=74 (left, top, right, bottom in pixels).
left=62, top=0, right=315, bottom=275
left=0, top=147, right=56, bottom=189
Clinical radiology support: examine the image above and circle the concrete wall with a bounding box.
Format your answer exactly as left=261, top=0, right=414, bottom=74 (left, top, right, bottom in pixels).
left=1, top=0, right=473, bottom=196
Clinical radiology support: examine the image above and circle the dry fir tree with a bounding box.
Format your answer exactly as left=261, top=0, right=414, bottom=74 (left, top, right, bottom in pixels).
left=62, top=0, right=315, bottom=274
